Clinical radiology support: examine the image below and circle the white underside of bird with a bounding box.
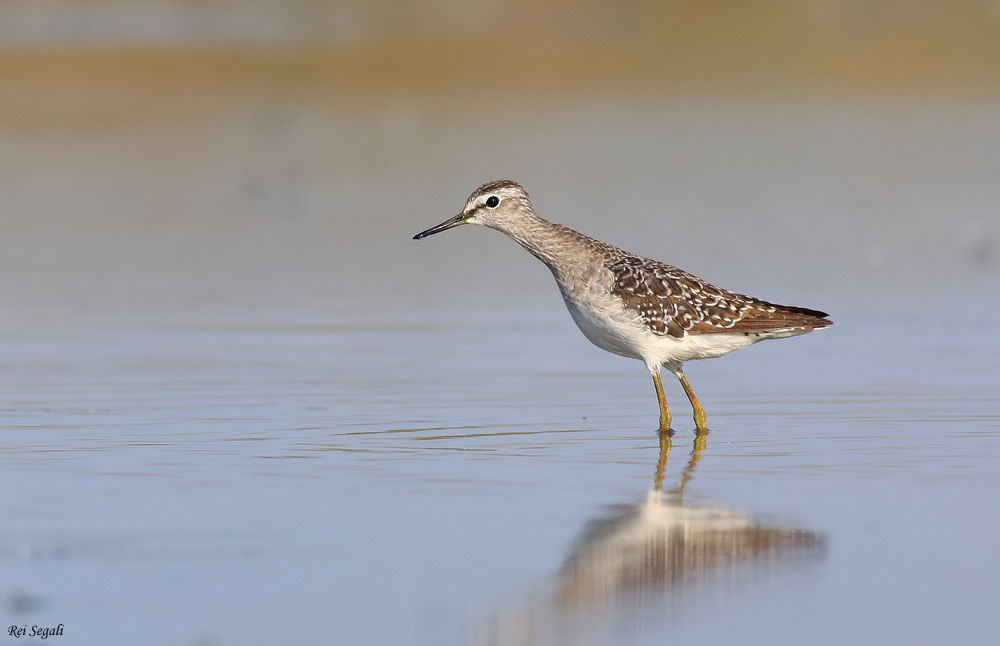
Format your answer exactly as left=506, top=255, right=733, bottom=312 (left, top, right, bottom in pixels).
left=559, top=283, right=808, bottom=370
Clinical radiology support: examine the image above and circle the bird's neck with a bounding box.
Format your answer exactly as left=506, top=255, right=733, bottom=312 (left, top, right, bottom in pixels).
left=494, top=215, right=607, bottom=280
left=495, top=216, right=587, bottom=264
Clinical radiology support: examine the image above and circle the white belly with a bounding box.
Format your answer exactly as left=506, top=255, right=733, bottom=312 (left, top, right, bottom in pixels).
left=563, top=296, right=649, bottom=360
left=561, top=291, right=797, bottom=368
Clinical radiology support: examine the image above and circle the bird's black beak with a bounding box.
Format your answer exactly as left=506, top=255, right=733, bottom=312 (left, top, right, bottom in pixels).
left=413, top=213, right=469, bottom=240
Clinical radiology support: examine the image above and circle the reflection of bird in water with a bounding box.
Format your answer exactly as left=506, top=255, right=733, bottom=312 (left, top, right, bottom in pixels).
left=556, top=433, right=823, bottom=607
left=476, top=434, right=825, bottom=645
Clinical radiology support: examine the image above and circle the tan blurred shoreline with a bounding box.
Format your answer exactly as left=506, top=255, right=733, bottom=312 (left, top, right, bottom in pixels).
left=2, top=0, right=1000, bottom=119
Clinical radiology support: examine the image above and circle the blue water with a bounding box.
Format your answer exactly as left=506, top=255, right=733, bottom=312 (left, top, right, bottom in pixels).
left=2, top=287, right=998, bottom=645
left=2, top=94, right=1000, bottom=645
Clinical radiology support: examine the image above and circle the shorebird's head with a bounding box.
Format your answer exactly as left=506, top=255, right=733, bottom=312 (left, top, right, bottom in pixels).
left=412, top=180, right=535, bottom=240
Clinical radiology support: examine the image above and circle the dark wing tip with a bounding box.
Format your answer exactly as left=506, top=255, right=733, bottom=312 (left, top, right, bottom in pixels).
left=781, top=305, right=832, bottom=326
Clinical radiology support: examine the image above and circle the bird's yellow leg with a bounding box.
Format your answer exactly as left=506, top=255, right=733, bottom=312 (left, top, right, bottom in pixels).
left=676, top=371, right=708, bottom=433
left=651, top=371, right=671, bottom=433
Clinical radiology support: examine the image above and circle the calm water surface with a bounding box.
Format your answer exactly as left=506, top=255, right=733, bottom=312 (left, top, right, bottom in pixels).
left=2, top=90, right=1000, bottom=645
left=2, top=293, right=998, bottom=645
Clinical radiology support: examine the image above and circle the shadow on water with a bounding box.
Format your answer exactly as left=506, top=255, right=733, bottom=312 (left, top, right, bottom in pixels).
left=477, top=432, right=825, bottom=645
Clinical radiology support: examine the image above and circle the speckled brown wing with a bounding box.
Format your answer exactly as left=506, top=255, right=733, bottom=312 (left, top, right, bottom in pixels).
left=607, top=255, right=831, bottom=338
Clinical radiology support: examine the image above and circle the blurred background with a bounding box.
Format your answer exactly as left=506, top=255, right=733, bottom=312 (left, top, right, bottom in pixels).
left=2, top=0, right=998, bottom=323
left=3, top=4, right=1000, bottom=646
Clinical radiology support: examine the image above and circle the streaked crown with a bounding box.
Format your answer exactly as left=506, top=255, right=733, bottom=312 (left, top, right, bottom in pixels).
left=463, top=179, right=533, bottom=215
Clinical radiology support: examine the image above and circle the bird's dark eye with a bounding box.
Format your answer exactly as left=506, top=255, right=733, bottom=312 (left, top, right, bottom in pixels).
left=485, top=196, right=500, bottom=208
